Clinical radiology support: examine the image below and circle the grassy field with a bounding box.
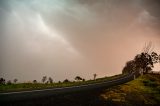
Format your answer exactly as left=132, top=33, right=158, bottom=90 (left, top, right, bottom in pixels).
left=3, top=74, right=160, bottom=106
left=0, top=74, right=124, bottom=93
left=100, top=74, right=160, bottom=105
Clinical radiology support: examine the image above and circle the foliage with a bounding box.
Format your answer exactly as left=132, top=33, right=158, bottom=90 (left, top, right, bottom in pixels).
left=122, top=51, right=159, bottom=74
left=0, top=78, right=5, bottom=84
left=75, top=76, right=83, bottom=81
left=13, top=78, right=18, bottom=83
left=63, top=79, right=70, bottom=83
left=123, top=43, right=160, bottom=74
left=42, top=76, right=47, bottom=83
left=33, top=80, right=37, bottom=83
left=0, top=74, right=123, bottom=92
left=48, top=77, right=53, bottom=84
left=122, top=60, right=136, bottom=74
left=101, top=74, right=160, bottom=105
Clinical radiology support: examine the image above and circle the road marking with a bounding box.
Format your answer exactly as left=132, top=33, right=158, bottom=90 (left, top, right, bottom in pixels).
left=0, top=74, right=134, bottom=95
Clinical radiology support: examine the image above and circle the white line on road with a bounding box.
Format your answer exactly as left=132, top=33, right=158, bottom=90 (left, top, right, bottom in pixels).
left=0, top=74, right=133, bottom=95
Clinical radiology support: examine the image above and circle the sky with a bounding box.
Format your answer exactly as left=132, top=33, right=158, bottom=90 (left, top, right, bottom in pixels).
left=0, top=0, right=160, bottom=82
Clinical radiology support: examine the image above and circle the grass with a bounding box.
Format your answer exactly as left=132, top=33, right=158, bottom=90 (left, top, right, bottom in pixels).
left=2, top=74, right=160, bottom=106
left=100, top=74, right=160, bottom=105
left=0, top=74, right=124, bottom=93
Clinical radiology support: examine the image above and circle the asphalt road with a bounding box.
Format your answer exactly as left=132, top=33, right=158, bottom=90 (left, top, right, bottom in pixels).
left=0, top=72, right=139, bottom=103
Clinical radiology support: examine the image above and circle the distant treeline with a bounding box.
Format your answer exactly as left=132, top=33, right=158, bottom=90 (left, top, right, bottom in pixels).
left=0, top=74, right=97, bottom=85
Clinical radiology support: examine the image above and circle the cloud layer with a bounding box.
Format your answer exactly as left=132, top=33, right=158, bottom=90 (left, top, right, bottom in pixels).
left=0, top=0, right=160, bottom=82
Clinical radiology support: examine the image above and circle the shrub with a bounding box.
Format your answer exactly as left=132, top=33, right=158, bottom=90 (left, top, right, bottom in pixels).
left=63, top=79, right=70, bottom=83
left=0, top=78, right=5, bottom=84
left=143, top=80, right=158, bottom=87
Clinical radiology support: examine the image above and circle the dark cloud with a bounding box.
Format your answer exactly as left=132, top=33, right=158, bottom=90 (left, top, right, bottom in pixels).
left=142, top=0, right=160, bottom=18
left=141, top=0, right=160, bottom=34
left=0, top=0, right=10, bottom=11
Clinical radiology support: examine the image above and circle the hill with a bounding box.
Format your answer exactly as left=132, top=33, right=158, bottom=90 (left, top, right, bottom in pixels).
left=100, top=73, right=160, bottom=106
left=3, top=74, right=160, bottom=106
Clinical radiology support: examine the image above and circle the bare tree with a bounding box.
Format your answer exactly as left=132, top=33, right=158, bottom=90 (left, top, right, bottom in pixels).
left=142, top=42, right=154, bottom=54
left=42, top=76, right=47, bottom=83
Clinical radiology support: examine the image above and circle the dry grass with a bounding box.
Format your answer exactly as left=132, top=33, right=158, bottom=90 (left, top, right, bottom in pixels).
left=100, top=74, right=160, bottom=106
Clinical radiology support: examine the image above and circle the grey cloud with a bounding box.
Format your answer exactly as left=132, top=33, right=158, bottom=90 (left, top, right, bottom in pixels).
left=0, top=0, right=160, bottom=82
left=142, top=0, right=160, bottom=18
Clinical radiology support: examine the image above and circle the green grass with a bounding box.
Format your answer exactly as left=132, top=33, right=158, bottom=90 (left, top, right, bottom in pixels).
left=0, top=74, right=124, bottom=93
left=2, top=74, right=160, bottom=106
left=100, top=74, right=160, bottom=105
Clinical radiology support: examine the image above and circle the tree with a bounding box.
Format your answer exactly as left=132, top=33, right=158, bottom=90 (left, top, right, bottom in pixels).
left=0, top=78, right=5, bottom=84
left=75, top=76, right=82, bottom=81
left=122, top=51, right=159, bottom=74
left=134, top=52, right=159, bottom=73
left=140, top=42, right=159, bottom=73
left=63, top=79, right=70, bottom=83
left=93, top=74, right=97, bottom=80
left=134, top=53, right=152, bottom=73
left=42, top=76, right=47, bottom=83
left=48, top=77, right=53, bottom=84
left=122, top=43, right=160, bottom=74
left=33, top=80, right=37, bottom=83
left=142, top=41, right=153, bottom=54
left=13, top=78, right=18, bottom=83
left=122, top=60, right=136, bottom=74
left=82, top=78, right=85, bottom=82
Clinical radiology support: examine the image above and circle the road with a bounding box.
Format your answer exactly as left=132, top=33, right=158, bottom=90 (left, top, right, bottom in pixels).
left=0, top=72, right=139, bottom=103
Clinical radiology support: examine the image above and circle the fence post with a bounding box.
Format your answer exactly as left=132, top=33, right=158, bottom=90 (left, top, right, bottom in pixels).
left=134, top=75, right=136, bottom=79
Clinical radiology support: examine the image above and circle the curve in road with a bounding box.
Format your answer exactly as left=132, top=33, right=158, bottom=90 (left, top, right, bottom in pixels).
left=0, top=72, right=140, bottom=103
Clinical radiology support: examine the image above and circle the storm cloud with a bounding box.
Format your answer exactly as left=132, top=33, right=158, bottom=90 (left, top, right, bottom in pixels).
left=0, top=0, right=160, bottom=82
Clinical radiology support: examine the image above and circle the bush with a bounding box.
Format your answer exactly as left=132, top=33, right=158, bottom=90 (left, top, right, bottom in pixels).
left=143, top=80, right=158, bottom=87
left=157, top=86, right=160, bottom=93
left=149, top=82, right=158, bottom=87
left=63, top=79, right=70, bottom=83
left=143, top=80, right=149, bottom=85
left=0, top=78, right=5, bottom=84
